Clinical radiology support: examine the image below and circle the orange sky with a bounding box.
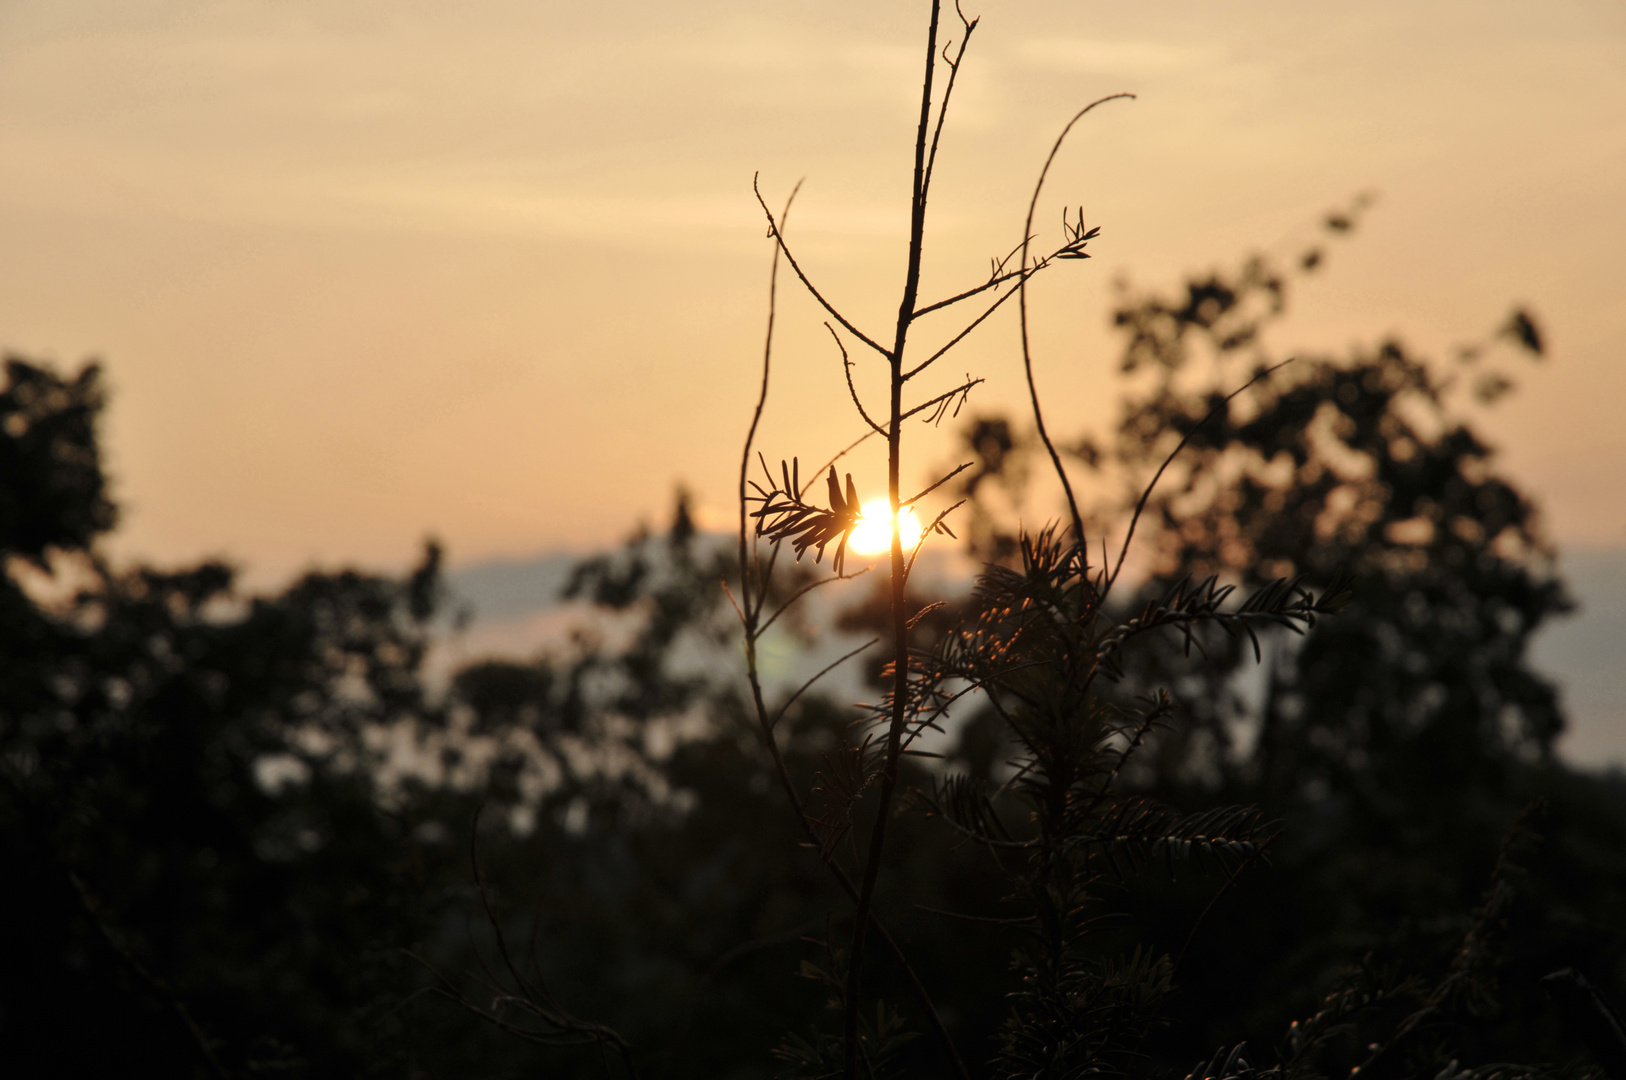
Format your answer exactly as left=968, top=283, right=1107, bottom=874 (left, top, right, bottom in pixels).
left=2, top=0, right=1622, bottom=583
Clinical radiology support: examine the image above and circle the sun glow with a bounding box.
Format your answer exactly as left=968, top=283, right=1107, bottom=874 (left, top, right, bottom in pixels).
left=847, top=499, right=924, bottom=558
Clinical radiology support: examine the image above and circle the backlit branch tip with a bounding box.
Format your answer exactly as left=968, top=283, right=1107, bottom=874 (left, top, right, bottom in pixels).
left=752, top=176, right=891, bottom=360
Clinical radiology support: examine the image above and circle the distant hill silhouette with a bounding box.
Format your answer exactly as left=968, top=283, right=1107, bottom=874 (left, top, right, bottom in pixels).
left=1531, top=547, right=1626, bottom=767
left=445, top=544, right=1626, bottom=768
left=444, top=550, right=580, bottom=622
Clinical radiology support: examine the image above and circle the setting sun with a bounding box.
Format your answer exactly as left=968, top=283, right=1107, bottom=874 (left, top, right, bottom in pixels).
left=847, top=499, right=923, bottom=558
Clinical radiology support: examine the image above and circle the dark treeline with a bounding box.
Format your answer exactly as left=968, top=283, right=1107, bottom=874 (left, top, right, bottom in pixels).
left=2, top=216, right=1624, bottom=1079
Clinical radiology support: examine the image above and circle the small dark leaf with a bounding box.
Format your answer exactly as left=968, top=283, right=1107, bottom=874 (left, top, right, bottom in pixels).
left=1500, top=307, right=1544, bottom=357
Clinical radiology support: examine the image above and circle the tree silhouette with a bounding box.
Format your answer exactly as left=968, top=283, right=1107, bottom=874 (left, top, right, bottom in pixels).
left=945, top=205, right=1626, bottom=1076
left=0, top=355, right=460, bottom=1077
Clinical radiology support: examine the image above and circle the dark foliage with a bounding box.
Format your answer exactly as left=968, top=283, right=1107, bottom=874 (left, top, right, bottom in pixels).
left=948, top=205, right=1626, bottom=1078
left=0, top=357, right=115, bottom=561
left=3, top=17, right=1623, bottom=1070
left=0, top=357, right=459, bottom=1077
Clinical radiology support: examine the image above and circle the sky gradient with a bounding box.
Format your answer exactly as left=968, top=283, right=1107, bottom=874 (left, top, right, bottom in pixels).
left=1, top=0, right=1622, bottom=583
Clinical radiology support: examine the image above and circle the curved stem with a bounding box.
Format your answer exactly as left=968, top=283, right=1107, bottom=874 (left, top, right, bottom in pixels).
left=830, top=324, right=889, bottom=436
left=753, top=178, right=891, bottom=360
left=1106, top=357, right=1292, bottom=599
left=1017, top=93, right=1136, bottom=545
left=739, top=177, right=803, bottom=627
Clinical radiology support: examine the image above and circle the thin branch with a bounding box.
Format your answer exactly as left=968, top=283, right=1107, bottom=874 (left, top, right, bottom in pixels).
left=425, top=988, right=596, bottom=1050
left=748, top=537, right=786, bottom=625
left=411, top=959, right=630, bottom=1058
left=659, top=916, right=828, bottom=1080
left=913, top=262, right=1028, bottom=320
left=904, top=462, right=973, bottom=507
left=1174, top=834, right=1276, bottom=975
left=905, top=499, right=966, bottom=580
left=913, top=227, right=1105, bottom=322
left=919, top=5, right=979, bottom=211
left=69, top=871, right=232, bottom=1080
left=831, top=323, right=889, bottom=436
left=753, top=176, right=892, bottom=360
left=770, top=638, right=880, bottom=732
left=1106, top=358, right=1293, bottom=598
left=464, top=809, right=641, bottom=1078
left=872, top=922, right=968, bottom=1080
left=740, top=178, right=803, bottom=634
left=803, top=430, right=880, bottom=500
left=898, top=672, right=986, bottom=754
left=894, top=660, right=1052, bottom=755
left=898, top=376, right=984, bottom=424
left=987, top=750, right=1036, bottom=805
left=471, top=809, right=550, bottom=1008
left=469, top=816, right=565, bottom=1018
left=955, top=661, right=1048, bottom=722
left=759, top=565, right=871, bottom=637
left=916, top=904, right=1030, bottom=926
left=720, top=577, right=745, bottom=625
left=904, top=269, right=1030, bottom=381
left=933, top=810, right=1037, bottom=850
left=1018, top=92, right=1136, bottom=542
left=1075, top=702, right=1167, bottom=825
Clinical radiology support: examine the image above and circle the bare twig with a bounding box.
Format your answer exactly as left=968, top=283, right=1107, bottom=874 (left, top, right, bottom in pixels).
left=753, top=176, right=892, bottom=360
left=903, top=461, right=974, bottom=507
left=758, top=564, right=871, bottom=637
left=1018, top=92, right=1136, bottom=542
left=919, top=3, right=979, bottom=215
left=911, top=226, right=1101, bottom=326
left=1174, top=834, right=1276, bottom=975
left=913, top=260, right=1029, bottom=320
left=1105, top=358, right=1293, bottom=598
left=464, top=809, right=642, bottom=1078
left=905, top=266, right=1030, bottom=380
left=770, top=638, right=880, bottom=732
left=898, top=376, right=984, bottom=424
left=804, top=430, right=881, bottom=500
left=68, top=871, right=232, bottom=1080
left=904, top=499, right=967, bottom=580
left=831, top=323, right=889, bottom=436
left=659, top=917, right=828, bottom=1080
left=916, top=904, right=1031, bottom=926
left=740, top=179, right=803, bottom=630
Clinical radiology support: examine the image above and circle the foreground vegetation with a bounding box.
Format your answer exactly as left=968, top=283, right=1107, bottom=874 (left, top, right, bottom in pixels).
left=4, top=5, right=1624, bottom=1078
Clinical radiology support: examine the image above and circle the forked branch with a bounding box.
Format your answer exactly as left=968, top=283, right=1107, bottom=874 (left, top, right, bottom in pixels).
left=753, top=175, right=892, bottom=360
